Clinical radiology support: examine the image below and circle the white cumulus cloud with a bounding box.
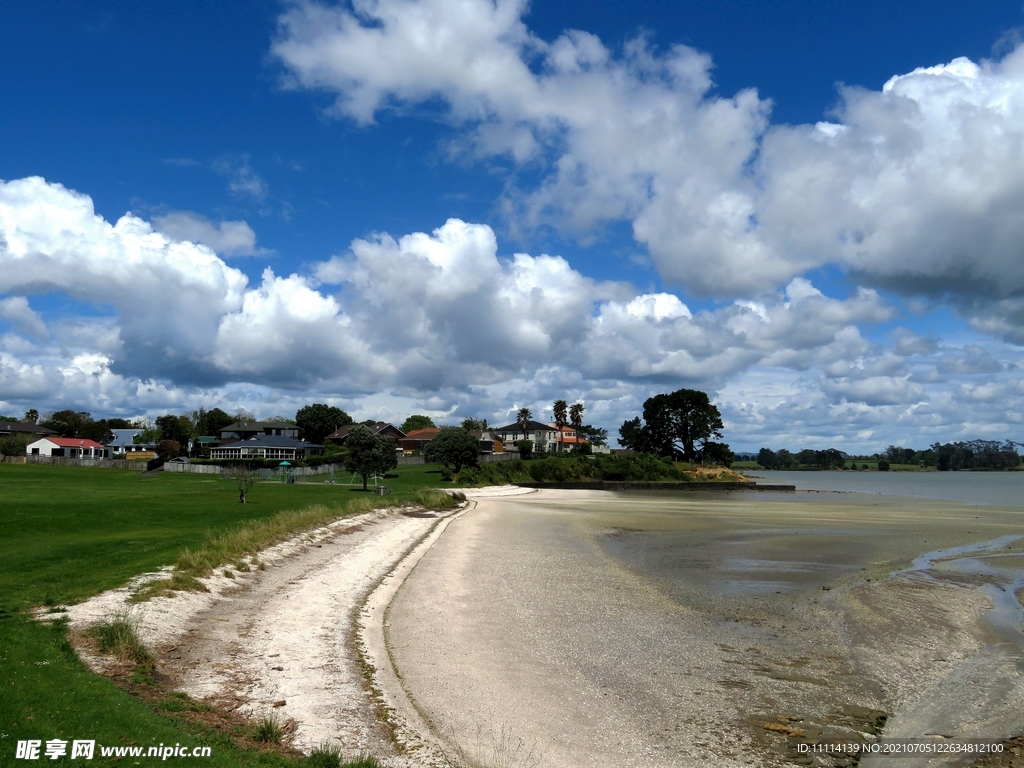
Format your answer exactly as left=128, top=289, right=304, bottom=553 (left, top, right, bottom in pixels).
left=152, top=211, right=267, bottom=257
left=273, top=0, right=1024, bottom=339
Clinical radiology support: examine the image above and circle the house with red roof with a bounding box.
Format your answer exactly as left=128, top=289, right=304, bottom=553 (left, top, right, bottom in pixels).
left=398, top=427, right=441, bottom=453
left=26, top=437, right=111, bottom=459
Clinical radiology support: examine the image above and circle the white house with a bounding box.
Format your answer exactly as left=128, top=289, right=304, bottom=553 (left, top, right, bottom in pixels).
left=26, top=437, right=111, bottom=459
left=493, top=420, right=586, bottom=453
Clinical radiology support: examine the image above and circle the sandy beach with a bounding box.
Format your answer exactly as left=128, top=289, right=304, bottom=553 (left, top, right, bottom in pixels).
left=65, top=486, right=1024, bottom=768
left=385, top=488, right=1024, bottom=768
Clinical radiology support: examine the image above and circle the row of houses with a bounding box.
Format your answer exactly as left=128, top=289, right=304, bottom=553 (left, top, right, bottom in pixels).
left=7, top=417, right=596, bottom=463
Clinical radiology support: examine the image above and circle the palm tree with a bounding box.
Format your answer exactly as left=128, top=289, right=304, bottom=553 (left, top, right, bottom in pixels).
left=516, top=407, right=532, bottom=442
left=553, top=399, right=568, bottom=453
left=569, top=402, right=584, bottom=449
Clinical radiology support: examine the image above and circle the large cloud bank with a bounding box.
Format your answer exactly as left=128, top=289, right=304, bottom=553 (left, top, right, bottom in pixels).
left=274, top=0, right=1024, bottom=341
left=2, top=176, right=1022, bottom=448
left=4, top=1, right=1024, bottom=448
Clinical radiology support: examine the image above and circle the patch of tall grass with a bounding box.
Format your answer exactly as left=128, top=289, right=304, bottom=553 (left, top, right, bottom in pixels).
left=88, top=608, right=152, bottom=666
left=414, top=488, right=459, bottom=509
left=137, top=496, right=389, bottom=599
left=253, top=714, right=285, bottom=744
left=307, top=742, right=382, bottom=768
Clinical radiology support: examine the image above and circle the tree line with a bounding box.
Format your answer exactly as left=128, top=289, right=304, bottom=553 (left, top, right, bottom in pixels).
left=755, top=440, right=1021, bottom=471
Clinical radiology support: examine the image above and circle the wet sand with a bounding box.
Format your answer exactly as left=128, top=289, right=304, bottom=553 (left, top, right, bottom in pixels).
left=385, top=489, right=1024, bottom=767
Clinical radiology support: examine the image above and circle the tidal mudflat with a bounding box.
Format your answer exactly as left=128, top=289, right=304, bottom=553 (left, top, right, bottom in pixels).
left=386, top=488, right=1024, bottom=768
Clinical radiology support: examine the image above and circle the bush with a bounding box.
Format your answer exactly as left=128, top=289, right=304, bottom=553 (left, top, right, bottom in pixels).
left=454, top=466, right=481, bottom=485
left=877, top=459, right=890, bottom=471
left=0, top=434, right=29, bottom=457
left=522, top=454, right=687, bottom=483
left=155, top=439, right=181, bottom=461
left=253, top=715, right=284, bottom=744
left=454, top=460, right=529, bottom=486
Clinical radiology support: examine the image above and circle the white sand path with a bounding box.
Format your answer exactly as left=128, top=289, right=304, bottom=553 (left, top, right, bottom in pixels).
left=65, top=503, right=470, bottom=764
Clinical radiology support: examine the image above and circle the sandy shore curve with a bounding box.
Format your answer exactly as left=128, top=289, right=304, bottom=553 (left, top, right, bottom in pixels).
left=65, top=503, right=465, bottom=765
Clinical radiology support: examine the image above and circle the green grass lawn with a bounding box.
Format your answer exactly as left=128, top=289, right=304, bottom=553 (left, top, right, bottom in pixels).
left=730, top=460, right=760, bottom=470
left=0, top=463, right=447, bottom=767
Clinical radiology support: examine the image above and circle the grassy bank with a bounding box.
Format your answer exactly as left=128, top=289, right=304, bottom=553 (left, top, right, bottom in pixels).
left=0, top=462, right=448, bottom=767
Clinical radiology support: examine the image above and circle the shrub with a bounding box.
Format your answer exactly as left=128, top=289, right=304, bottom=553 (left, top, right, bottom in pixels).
left=254, top=715, right=284, bottom=744
left=0, top=434, right=30, bottom=457
left=454, top=460, right=530, bottom=486
left=455, top=466, right=481, bottom=485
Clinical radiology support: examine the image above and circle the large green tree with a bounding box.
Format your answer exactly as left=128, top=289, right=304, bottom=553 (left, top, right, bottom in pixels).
left=192, top=407, right=234, bottom=436
left=78, top=420, right=116, bottom=445
left=296, top=403, right=353, bottom=443
left=424, top=427, right=480, bottom=474
left=401, top=414, right=436, bottom=432
left=155, top=414, right=192, bottom=445
left=344, top=425, right=397, bottom=491
left=40, top=410, right=92, bottom=437
left=619, top=389, right=724, bottom=462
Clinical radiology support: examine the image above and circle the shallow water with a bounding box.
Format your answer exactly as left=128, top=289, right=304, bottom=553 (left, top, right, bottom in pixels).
left=594, top=491, right=1024, bottom=764
left=897, top=535, right=1024, bottom=652
left=747, top=470, right=1024, bottom=506
left=602, top=526, right=869, bottom=597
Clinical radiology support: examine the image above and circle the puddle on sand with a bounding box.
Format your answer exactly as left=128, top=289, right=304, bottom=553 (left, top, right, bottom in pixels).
left=895, top=535, right=1024, bottom=654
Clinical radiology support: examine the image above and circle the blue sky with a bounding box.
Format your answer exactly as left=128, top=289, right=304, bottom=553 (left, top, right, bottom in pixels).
left=2, top=0, right=1024, bottom=451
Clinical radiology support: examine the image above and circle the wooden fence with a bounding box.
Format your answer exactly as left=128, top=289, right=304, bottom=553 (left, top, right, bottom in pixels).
left=3, top=455, right=144, bottom=469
